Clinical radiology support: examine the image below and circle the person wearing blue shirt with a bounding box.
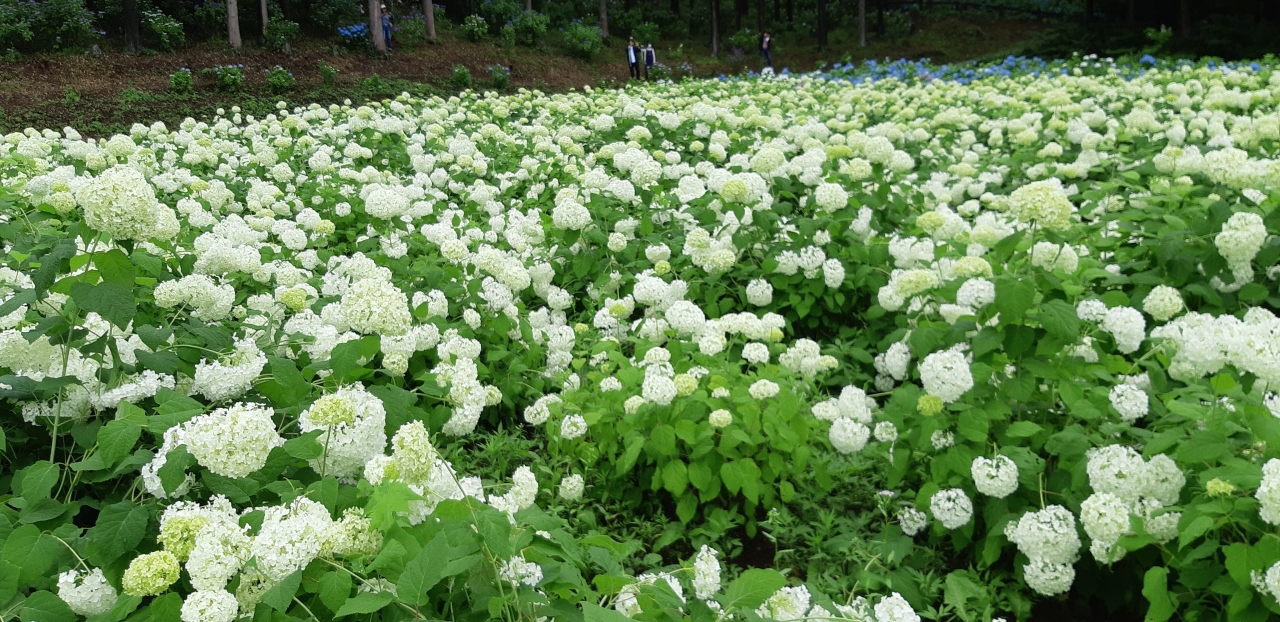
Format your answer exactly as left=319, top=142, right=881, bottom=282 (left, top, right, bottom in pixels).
left=381, top=5, right=393, bottom=51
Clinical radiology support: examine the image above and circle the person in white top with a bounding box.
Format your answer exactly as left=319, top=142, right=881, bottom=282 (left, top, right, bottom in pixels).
left=760, top=32, right=773, bottom=70
left=643, top=43, right=656, bottom=80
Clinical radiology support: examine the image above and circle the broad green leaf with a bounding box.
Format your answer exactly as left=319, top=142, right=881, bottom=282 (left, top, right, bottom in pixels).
left=583, top=602, right=635, bottom=622
left=70, top=281, right=136, bottom=330
left=260, top=570, right=303, bottom=612
left=157, top=445, right=195, bottom=494
left=661, top=460, right=688, bottom=495
left=333, top=591, right=395, bottom=617
left=318, top=571, right=353, bottom=614
left=1142, top=566, right=1176, bottom=622
left=716, top=568, right=786, bottom=610
left=994, top=276, right=1035, bottom=321
left=17, top=460, right=60, bottom=501
left=87, top=501, right=149, bottom=567
left=397, top=532, right=450, bottom=605
left=5, top=524, right=57, bottom=583
left=1004, top=421, right=1044, bottom=438
left=92, top=249, right=137, bottom=288
left=1037, top=299, right=1081, bottom=340
left=97, top=417, right=144, bottom=467
left=20, top=590, right=77, bottom=622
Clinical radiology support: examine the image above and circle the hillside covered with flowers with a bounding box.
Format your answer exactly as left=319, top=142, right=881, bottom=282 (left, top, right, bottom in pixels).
left=3, top=55, right=1280, bottom=622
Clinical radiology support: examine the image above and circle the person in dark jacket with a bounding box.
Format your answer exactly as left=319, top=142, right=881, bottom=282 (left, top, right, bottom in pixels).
left=627, top=38, right=641, bottom=79
left=760, top=32, right=773, bottom=70
left=643, top=43, right=656, bottom=80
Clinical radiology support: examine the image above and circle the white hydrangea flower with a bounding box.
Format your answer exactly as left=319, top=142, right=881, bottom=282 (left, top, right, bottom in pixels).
left=929, top=488, right=973, bottom=529
left=692, top=545, right=721, bottom=600
left=184, top=402, right=284, bottom=479
left=57, top=568, right=118, bottom=617
left=919, top=348, right=973, bottom=403
left=971, top=455, right=1019, bottom=498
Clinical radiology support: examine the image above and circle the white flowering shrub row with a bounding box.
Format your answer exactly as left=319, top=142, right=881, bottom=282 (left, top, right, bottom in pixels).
left=2, top=53, right=1280, bottom=622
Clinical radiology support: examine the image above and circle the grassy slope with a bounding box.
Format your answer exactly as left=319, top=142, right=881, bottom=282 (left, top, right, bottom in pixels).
left=0, top=13, right=1050, bottom=136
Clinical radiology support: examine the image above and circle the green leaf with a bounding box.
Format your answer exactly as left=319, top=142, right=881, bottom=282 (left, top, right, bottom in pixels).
left=688, top=461, right=712, bottom=491
left=651, top=424, right=677, bottom=456
left=20, top=590, right=77, bottom=622
left=397, top=532, right=450, bottom=605
left=258, top=356, right=311, bottom=408
left=318, top=571, right=353, bottom=614
left=32, top=239, right=78, bottom=296
left=1038, top=299, right=1081, bottom=340
left=661, top=460, right=688, bottom=495
left=676, top=493, right=697, bottom=524
left=133, top=350, right=182, bottom=376
left=1142, top=566, right=1176, bottom=622
left=333, top=591, right=395, bottom=617
left=4, top=524, right=57, bottom=583
left=1179, top=515, right=1215, bottom=550
left=283, top=430, right=325, bottom=460
left=157, top=445, right=195, bottom=494
left=134, top=325, right=173, bottom=351
left=70, top=281, right=136, bottom=330
left=260, top=570, right=303, bottom=612
left=716, top=568, right=786, bottom=611
left=97, top=417, right=144, bottom=467
left=17, top=460, right=60, bottom=501
left=1239, top=283, right=1269, bottom=302
left=87, top=501, right=150, bottom=567
left=1005, top=421, right=1044, bottom=438
left=994, top=276, right=1035, bottom=321
left=92, top=249, right=137, bottom=288
left=583, top=602, right=636, bottom=622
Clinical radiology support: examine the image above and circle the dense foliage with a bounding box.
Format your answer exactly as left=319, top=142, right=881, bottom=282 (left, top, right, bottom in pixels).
left=5, top=54, right=1280, bottom=622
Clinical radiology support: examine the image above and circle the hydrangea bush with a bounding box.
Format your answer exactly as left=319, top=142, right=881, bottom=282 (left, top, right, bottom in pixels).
left=1, top=54, right=1280, bottom=622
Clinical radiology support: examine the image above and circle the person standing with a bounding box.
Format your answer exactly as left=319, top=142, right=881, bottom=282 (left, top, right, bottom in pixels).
left=627, top=38, right=641, bottom=80
left=760, top=31, right=773, bottom=70
left=381, top=5, right=393, bottom=52
left=643, top=43, right=656, bottom=80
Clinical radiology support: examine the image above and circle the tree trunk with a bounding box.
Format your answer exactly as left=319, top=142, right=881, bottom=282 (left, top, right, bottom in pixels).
left=600, top=0, right=609, bottom=38
left=526, top=0, right=532, bottom=10
left=122, top=0, right=141, bottom=52
left=672, top=0, right=681, bottom=19
left=1127, top=0, right=1134, bottom=23
left=227, top=0, right=242, bottom=49
left=875, top=0, right=884, bottom=37
left=626, top=0, right=634, bottom=14
left=710, top=0, right=720, bottom=55
left=1178, top=0, right=1190, bottom=37
left=773, top=0, right=779, bottom=23
left=260, top=0, right=269, bottom=37
left=424, top=0, right=437, bottom=39
left=858, top=0, right=865, bottom=46
left=817, top=0, right=827, bottom=48
left=369, top=0, right=387, bottom=51
left=1083, top=0, right=1093, bottom=26
left=755, top=0, right=764, bottom=33
left=786, top=0, right=792, bottom=22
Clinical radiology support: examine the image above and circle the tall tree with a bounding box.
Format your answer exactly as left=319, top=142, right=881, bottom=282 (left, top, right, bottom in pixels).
left=600, top=0, right=609, bottom=38
left=773, top=0, right=779, bottom=24
left=1178, top=0, right=1191, bottom=37
left=710, top=0, right=720, bottom=55
left=261, top=0, right=269, bottom=37
left=227, top=0, right=242, bottom=49
left=786, top=0, right=793, bottom=22
left=858, top=0, right=866, bottom=46
left=122, top=0, right=141, bottom=52
left=369, top=0, right=387, bottom=51
left=423, top=0, right=437, bottom=40
left=817, top=0, right=827, bottom=48
left=672, top=0, right=681, bottom=18
left=755, top=0, right=764, bottom=32
left=734, top=0, right=745, bottom=32
left=526, top=0, right=532, bottom=11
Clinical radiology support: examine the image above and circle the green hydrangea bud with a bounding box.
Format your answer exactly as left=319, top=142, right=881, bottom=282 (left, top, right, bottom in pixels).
left=122, top=551, right=181, bottom=597
left=917, top=395, right=945, bottom=416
